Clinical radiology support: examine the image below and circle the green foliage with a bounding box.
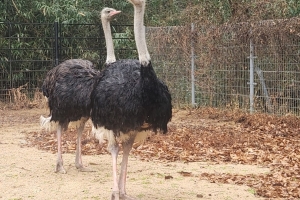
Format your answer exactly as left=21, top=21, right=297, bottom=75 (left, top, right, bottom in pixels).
left=287, top=0, right=300, bottom=16
left=2, top=0, right=300, bottom=26
left=113, top=26, right=137, bottom=59
left=1, top=0, right=134, bottom=24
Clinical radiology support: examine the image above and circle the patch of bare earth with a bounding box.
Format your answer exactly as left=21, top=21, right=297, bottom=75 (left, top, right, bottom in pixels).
left=1, top=107, right=299, bottom=199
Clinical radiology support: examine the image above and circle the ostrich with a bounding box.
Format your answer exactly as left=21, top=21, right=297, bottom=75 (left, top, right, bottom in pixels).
left=40, top=7, right=121, bottom=174
left=91, top=0, right=172, bottom=199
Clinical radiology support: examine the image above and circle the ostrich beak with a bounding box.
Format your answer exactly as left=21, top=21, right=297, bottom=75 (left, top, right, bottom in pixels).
left=110, top=10, right=121, bottom=17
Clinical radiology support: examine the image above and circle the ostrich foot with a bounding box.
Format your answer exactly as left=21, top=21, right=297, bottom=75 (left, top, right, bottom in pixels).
left=111, top=191, right=120, bottom=200
left=75, top=162, right=95, bottom=172
left=76, top=165, right=95, bottom=172
left=111, top=190, right=137, bottom=199
left=120, top=194, right=137, bottom=200
left=55, top=164, right=67, bottom=174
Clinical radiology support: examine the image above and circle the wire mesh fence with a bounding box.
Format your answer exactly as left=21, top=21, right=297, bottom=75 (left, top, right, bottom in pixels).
left=146, top=22, right=300, bottom=115
left=0, top=21, right=299, bottom=115
left=146, top=26, right=191, bottom=107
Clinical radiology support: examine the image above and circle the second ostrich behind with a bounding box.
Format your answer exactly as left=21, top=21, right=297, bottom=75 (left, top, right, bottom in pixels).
left=91, top=0, right=172, bottom=199
left=40, top=8, right=121, bottom=174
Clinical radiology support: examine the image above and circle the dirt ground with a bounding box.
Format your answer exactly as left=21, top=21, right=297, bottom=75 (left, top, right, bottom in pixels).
left=0, top=107, right=297, bottom=199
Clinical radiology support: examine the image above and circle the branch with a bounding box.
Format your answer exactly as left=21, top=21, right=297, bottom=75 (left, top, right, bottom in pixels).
left=11, top=0, right=20, bottom=13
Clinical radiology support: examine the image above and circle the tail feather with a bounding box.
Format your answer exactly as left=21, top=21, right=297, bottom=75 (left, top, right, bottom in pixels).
left=91, top=125, right=150, bottom=151
left=40, top=115, right=58, bottom=132
left=91, top=125, right=116, bottom=150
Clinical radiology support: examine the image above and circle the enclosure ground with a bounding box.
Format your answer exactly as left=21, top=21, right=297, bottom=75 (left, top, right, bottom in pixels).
left=0, top=108, right=299, bottom=199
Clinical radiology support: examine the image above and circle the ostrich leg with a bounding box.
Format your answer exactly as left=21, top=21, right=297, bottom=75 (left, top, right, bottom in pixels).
left=111, top=142, right=120, bottom=200
left=119, top=134, right=136, bottom=200
left=75, top=119, right=94, bottom=172
left=55, top=124, right=66, bottom=173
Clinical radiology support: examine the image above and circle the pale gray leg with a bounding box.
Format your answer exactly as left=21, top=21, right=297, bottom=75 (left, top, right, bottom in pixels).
left=55, top=124, right=66, bottom=173
left=119, top=134, right=136, bottom=200
left=75, top=119, right=94, bottom=172
left=111, top=142, right=120, bottom=200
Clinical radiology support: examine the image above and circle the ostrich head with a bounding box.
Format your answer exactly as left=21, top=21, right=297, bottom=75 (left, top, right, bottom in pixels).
left=101, top=7, right=121, bottom=22
left=101, top=7, right=121, bottom=64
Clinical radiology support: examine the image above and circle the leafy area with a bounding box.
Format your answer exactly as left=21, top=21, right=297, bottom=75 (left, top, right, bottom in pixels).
left=25, top=107, right=300, bottom=198
left=2, top=0, right=300, bottom=25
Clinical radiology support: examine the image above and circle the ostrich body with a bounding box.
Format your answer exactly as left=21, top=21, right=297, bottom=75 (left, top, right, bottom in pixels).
left=40, top=8, right=121, bottom=173
left=42, top=59, right=97, bottom=124
left=41, top=59, right=97, bottom=173
left=91, top=0, right=172, bottom=199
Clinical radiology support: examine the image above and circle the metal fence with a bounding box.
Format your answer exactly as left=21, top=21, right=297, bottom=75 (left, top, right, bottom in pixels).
left=0, top=22, right=135, bottom=104
left=146, top=23, right=300, bottom=116
left=0, top=22, right=299, bottom=116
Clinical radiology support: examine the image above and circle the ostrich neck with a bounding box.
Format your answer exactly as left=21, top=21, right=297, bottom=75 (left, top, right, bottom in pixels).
left=134, top=4, right=150, bottom=65
left=102, top=18, right=116, bottom=64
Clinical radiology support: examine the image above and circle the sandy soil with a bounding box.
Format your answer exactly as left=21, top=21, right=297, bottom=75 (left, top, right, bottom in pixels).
left=0, top=108, right=269, bottom=200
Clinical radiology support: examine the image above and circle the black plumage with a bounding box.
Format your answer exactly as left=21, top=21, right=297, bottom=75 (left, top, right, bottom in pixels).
left=42, top=59, right=99, bottom=127
left=40, top=7, right=122, bottom=174
left=91, top=59, right=172, bottom=136
left=41, top=59, right=99, bottom=173
left=90, top=1, right=172, bottom=198
left=140, top=62, right=172, bottom=133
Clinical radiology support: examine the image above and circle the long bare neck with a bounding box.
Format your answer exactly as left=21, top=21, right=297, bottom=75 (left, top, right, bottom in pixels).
left=133, top=3, right=150, bottom=65
left=102, top=17, right=116, bottom=64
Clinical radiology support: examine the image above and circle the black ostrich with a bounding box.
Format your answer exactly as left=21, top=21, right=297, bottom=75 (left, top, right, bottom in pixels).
left=40, top=8, right=121, bottom=173
left=90, top=0, right=172, bottom=199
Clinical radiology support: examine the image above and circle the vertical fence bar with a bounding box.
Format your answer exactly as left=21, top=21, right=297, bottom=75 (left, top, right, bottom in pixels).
left=255, top=66, right=273, bottom=113
left=8, top=22, right=12, bottom=93
left=191, top=23, right=196, bottom=106
left=249, top=39, right=256, bottom=113
left=54, top=21, right=59, bottom=66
